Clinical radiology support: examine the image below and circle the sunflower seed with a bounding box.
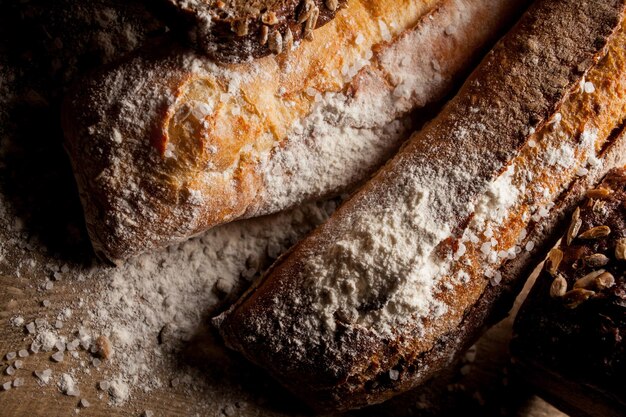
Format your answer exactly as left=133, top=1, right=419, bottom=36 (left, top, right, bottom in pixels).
left=546, top=248, right=563, bottom=276
left=261, top=11, right=279, bottom=25
left=615, top=238, right=626, bottom=260
left=562, top=288, right=595, bottom=308
left=592, top=199, right=606, bottom=214
left=325, top=0, right=339, bottom=11
left=269, top=30, right=283, bottom=54
left=578, top=225, right=611, bottom=240
left=303, top=6, right=319, bottom=41
left=584, top=253, right=610, bottom=267
left=574, top=269, right=606, bottom=289
left=595, top=272, right=615, bottom=290
left=549, top=275, right=568, bottom=298
left=566, top=207, right=581, bottom=245
left=259, top=25, right=269, bottom=45
left=586, top=187, right=612, bottom=199
left=297, top=0, right=315, bottom=24
left=283, top=27, right=294, bottom=52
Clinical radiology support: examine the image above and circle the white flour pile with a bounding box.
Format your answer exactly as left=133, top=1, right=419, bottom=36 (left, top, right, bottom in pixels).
left=87, top=200, right=337, bottom=402
left=0, top=188, right=337, bottom=408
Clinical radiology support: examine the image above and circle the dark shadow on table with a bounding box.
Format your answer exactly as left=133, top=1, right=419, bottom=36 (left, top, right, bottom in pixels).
left=0, top=0, right=165, bottom=265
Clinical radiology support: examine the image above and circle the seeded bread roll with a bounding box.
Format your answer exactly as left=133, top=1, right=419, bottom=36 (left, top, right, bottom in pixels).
left=512, top=168, right=626, bottom=417
left=63, top=0, right=527, bottom=262
left=161, top=0, right=347, bottom=62
left=215, top=0, right=626, bottom=411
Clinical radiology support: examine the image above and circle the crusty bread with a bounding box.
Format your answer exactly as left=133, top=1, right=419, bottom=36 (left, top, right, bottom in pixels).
left=63, top=0, right=527, bottom=262
left=161, top=0, right=347, bottom=62
left=215, top=0, right=626, bottom=411
left=512, top=168, right=626, bottom=417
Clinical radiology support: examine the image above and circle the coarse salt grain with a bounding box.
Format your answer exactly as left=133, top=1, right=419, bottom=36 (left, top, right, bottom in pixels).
left=59, top=373, right=79, bottom=396
left=34, top=369, right=52, bottom=385
left=10, top=316, right=24, bottom=327
left=584, top=81, right=595, bottom=93
left=489, top=271, right=502, bottom=286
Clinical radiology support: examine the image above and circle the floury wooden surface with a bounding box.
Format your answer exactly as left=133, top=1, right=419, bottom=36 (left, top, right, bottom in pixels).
left=0, top=255, right=565, bottom=417
left=0, top=0, right=567, bottom=416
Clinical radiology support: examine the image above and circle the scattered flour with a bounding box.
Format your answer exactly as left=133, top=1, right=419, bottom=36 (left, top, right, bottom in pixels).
left=59, top=373, right=80, bottom=396
left=85, top=200, right=336, bottom=402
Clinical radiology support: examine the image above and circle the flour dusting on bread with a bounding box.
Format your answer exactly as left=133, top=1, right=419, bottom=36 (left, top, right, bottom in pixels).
left=64, top=0, right=522, bottom=262
left=216, top=0, right=626, bottom=409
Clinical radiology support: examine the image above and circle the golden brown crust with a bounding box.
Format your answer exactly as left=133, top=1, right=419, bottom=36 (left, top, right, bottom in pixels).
left=215, top=0, right=626, bottom=411
left=63, top=0, right=526, bottom=262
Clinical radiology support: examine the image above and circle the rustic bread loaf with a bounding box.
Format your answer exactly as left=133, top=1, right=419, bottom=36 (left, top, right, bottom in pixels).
left=512, top=168, right=626, bottom=417
left=215, top=0, right=626, bottom=411
left=63, top=0, right=526, bottom=262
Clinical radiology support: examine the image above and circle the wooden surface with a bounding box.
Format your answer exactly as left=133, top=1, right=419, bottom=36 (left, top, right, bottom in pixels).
left=0, top=1, right=569, bottom=416
left=0, top=248, right=567, bottom=417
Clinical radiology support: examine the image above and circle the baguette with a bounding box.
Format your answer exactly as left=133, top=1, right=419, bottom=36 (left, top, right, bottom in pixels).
left=161, top=0, right=348, bottom=62
left=215, top=0, right=626, bottom=411
left=512, top=168, right=626, bottom=417
left=62, top=0, right=527, bottom=262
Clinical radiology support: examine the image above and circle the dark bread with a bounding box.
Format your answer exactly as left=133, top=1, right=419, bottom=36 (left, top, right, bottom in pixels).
left=512, top=168, right=626, bottom=417
left=215, top=0, right=626, bottom=411
left=162, top=0, right=346, bottom=62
